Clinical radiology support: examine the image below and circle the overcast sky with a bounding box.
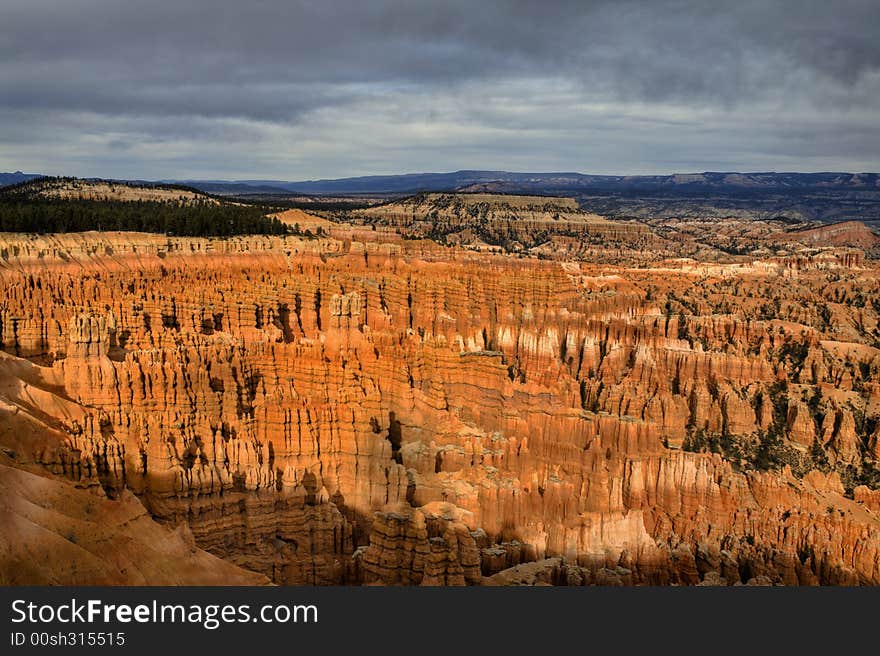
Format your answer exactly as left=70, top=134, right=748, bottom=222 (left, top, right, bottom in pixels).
left=1, top=0, right=878, bottom=180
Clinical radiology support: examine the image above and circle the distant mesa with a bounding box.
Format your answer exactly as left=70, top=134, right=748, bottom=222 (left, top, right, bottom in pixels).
left=354, top=192, right=649, bottom=252
left=171, top=170, right=880, bottom=196
left=784, top=220, right=880, bottom=250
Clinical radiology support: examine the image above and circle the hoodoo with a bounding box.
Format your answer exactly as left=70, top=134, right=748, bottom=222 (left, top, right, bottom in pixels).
left=1, top=205, right=879, bottom=585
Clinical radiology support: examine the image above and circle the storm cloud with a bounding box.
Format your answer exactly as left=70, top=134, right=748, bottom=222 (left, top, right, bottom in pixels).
left=1, top=0, right=878, bottom=178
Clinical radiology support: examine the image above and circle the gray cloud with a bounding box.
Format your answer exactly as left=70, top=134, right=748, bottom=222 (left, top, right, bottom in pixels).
left=0, top=0, right=878, bottom=178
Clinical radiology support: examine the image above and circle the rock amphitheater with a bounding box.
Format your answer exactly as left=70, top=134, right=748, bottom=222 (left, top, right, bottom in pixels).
left=2, top=203, right=880, bottom=585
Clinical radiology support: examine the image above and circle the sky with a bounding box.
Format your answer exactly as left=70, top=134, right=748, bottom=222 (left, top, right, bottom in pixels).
left=1, top=0, right=878, bottom=180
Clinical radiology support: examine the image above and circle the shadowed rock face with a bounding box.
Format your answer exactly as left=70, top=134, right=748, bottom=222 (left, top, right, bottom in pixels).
left=1, top=225, right=880, bottom=586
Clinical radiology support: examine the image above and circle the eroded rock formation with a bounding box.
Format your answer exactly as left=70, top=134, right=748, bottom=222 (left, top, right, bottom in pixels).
left=1, top=223, right=879, bottom=585
left=356, top=193, right=651, bottom=252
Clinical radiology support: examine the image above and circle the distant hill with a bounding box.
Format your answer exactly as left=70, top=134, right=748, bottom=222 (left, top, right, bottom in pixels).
left=0, top=177, right=289, bottom=236
left=783, top=220, right=880, bottom=250
left=170, top=170, right=880, bottom=224
left=168, top=171, right=501, bottom=195
left=352, top=191, right=649, bottom=252
left=0, top=171, right=43, bottom=187
left=169, top=181, right=293, bottom=195
left=12, top=176, right=218, bottom=203
left=172, top=170, right=880, bottom=196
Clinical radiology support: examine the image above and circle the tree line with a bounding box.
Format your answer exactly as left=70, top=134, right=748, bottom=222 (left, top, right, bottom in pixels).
left=0, top=197, right=290, bottom=236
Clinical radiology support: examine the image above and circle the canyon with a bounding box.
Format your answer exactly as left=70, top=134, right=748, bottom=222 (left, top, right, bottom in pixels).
left=1, top=193, right=880, bottom=586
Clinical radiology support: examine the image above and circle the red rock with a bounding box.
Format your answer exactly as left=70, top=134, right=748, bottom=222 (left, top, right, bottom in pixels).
left=1, top=228, right=879, bottom=585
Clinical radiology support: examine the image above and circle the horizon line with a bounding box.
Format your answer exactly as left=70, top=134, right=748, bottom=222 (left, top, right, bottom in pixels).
left=5, top=168, right=880, bottom=184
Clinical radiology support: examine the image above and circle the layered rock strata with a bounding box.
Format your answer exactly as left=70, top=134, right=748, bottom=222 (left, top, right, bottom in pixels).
left=0, top=228, right=879, bottom=585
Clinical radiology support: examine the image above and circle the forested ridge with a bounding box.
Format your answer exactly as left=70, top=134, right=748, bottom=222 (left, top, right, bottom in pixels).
left=0, top=177, right=290, bottom=236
